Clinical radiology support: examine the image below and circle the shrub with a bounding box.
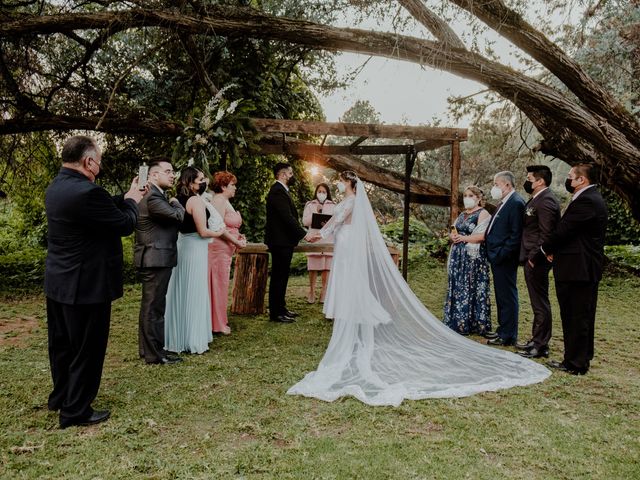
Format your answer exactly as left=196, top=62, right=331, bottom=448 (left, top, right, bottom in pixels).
left=605, top=245, right=640, bottom=276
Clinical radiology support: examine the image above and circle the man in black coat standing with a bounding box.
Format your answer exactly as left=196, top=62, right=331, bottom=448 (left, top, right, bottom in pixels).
left=134, top=158, right=185, bottom=365
left=518, top=165, right=560, bottom=359
left=540, top=163, right=608, bottom=375
left=265, top=162, right=312, bottom=322
left=45, top=135, right=145, bottom=428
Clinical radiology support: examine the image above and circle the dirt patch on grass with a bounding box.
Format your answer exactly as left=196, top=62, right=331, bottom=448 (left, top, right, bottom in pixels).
left=0, top=316, right=40, bottom=347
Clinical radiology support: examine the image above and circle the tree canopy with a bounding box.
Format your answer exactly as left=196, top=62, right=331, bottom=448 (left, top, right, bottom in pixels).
left=1, top=0, right=639, bottom=222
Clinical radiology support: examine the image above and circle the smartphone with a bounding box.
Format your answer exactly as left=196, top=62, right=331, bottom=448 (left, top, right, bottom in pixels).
left=138, top=162, right=149, bottom=190
left=450, top=225, right=458, bottom=235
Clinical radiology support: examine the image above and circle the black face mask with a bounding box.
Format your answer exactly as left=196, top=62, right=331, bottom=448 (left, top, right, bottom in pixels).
left=523, top=180, right=534, bottom=194
left=564, top=178, right=575, bottom=194
left=288, top=176, right=296, bottom=187
left=198, top=182, right=207, bottom=195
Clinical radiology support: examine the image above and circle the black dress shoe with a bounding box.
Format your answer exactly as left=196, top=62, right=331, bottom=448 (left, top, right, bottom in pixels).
left=483, top=331, right=499, bottom=339
left=270, top=314, right=295, bottom=323
left=487, top=337, right=516, bottom=346
left=518, top=347, right=549, bottom=358
left=515, top=340, right=535, bottom=351
left=284, top=310, right=299, bottom=318
left=162, top=351, right=182, bottom=361
left=60, top=409, right=110, bottom=429
left=546, top=359, right=587, bottom=375
left=147, top=356, right=182, bottom=365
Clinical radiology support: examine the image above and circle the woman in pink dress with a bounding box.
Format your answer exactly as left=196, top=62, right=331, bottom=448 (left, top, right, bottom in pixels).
left=208, top=171, right=246, bottom=335
left=302, top=183, right=336, bottom=303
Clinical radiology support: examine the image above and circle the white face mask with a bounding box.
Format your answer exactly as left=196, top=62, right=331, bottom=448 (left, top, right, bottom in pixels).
left=336, top=182, right=346, bottom=193
left=316, top=192, right=327, bottom=203
left=463, top=197, right=477, bottom=209
left=490, top=186, right=503, bottom=200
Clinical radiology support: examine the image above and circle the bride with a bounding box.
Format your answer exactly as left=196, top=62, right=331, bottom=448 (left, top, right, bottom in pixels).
left=287, top=171, right=549, bottom=406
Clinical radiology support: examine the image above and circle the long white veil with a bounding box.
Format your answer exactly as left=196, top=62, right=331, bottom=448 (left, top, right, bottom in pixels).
left=287, top=179, right=549, bottom=406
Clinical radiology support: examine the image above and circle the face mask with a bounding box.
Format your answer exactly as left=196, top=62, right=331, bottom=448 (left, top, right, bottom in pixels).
left=463, top=197, right=477, bottom=209
left=490, top=186, right=503, bottom=200
left=336, top=182, right=346, bottom=193
left=565, top=178, right=575, bottom=194
left=288, top=176, right=296, bottom=186
left=523, top=180, right=534, bottom=194
left=197, top=182, right=207, bottom=195
left=317, top=193, right=327, bottom=203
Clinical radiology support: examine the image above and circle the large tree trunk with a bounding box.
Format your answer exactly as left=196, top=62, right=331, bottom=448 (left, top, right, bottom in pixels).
left=1, top=4, right=639, bottom=218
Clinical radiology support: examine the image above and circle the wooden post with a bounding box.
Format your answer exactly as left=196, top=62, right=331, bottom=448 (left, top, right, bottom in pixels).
left=230, top=244, right=270, bottom=314
left=450, top=137, right=461, bottom=227
left=402, top=148, right=417, bottom=280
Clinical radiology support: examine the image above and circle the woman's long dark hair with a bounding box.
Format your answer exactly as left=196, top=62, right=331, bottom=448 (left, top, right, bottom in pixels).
left=314, top=182, right=333, bottom=202
left=177, top=166, right=202, bottom=197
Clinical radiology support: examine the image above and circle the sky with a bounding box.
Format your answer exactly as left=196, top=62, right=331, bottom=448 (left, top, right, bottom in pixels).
left=315, top=52, right=482, bottom=127
left=311, top=2, right=579, bottom=128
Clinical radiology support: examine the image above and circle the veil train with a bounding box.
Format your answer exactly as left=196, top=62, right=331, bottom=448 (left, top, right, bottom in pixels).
left=287, top=179, right=549, bottom=406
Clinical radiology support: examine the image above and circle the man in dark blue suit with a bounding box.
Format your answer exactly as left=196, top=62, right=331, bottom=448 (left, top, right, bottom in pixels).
left=484, top=171, right=525, bottom=346
left=45, top=135, right=145, bottom=428
left=540, top=164, right=608, bottom=375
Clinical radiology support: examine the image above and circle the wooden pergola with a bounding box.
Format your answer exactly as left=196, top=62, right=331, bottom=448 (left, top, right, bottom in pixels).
left=251, top=118, right=468, bottom=279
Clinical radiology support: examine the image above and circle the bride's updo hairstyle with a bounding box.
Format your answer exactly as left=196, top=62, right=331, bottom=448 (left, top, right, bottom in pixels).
left=340, top=170, right=358, bottom=192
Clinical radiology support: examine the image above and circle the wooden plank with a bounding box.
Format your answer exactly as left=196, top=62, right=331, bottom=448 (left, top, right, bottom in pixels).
left=413, top=139, right=451, bottom=151
left=450, top=139, right=461, bottom=226
left=350, top=136, right=368, bottom=150
left=252, top=118, right=468, bottom=141
left=258, top=142, right=417, bottom=156
left=402, top=151, right=417, bottom=280
left=236, top=242, right=400, bottom=255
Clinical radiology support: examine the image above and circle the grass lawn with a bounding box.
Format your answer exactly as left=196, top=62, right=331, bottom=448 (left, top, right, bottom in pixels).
left=1, top=258, right=639, bottom=479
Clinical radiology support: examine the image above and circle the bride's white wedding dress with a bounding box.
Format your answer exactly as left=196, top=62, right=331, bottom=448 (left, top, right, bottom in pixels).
left=287, top=179, right=549, bottom=406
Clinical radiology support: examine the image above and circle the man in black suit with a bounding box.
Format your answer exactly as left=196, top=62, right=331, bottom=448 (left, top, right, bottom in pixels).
left=540, top=164, right=608, bottom=375
left=134, top=158, right=185, bottom=365
left=485, top=171, right=526, bottom=346
left=45, top=135, right=144, bottom=428
left=265, top=162, right=313, bottom=322
left=518, top=165, right=560, bottom=359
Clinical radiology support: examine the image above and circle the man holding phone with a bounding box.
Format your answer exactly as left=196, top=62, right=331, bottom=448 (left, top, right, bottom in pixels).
left=134, top=158, right=185, bottom=365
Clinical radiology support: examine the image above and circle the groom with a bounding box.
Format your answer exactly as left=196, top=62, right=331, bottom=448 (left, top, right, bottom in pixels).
left=265, top=162, right=313, bottom=323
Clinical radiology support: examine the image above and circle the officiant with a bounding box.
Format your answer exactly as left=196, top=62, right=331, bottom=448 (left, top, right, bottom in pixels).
left=302, top=183, right=336, bottom=304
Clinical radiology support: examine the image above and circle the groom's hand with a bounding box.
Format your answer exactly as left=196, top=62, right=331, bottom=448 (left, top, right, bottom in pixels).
left=304, top=232, right=320, bottom=243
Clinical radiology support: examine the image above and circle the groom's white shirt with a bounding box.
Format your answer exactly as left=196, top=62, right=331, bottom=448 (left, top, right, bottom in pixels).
left=277, top=180, right=289, bottom=192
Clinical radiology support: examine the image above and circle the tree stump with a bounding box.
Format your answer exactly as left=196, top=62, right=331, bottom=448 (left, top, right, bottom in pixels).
left=230, top=244, right=270, bottom=315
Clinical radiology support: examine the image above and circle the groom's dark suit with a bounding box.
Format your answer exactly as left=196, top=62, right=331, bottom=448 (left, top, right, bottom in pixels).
left=520, top=188, right=560, bottom=351
left=541, top=185, right=607, bottom=373
left=265, top=181, right=307, bottom=319
left=485, top=191, right=526, bottom=343
left=134, top=183, right=185, bottom=363
left=45, top=167, right=138, bottom=425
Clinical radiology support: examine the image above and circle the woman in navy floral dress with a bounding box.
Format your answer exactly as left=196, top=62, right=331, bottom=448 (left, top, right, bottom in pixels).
left=444, top=186, right=492, bottom=335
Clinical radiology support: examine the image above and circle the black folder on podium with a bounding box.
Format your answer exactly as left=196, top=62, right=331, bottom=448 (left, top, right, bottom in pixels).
left=311, top=213, right=332, bottom=229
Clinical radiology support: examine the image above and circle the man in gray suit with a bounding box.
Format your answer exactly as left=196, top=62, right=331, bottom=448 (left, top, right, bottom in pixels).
left=134, top=158, right=185, bottom=364
left=518, top=165, right=560, bottom=359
